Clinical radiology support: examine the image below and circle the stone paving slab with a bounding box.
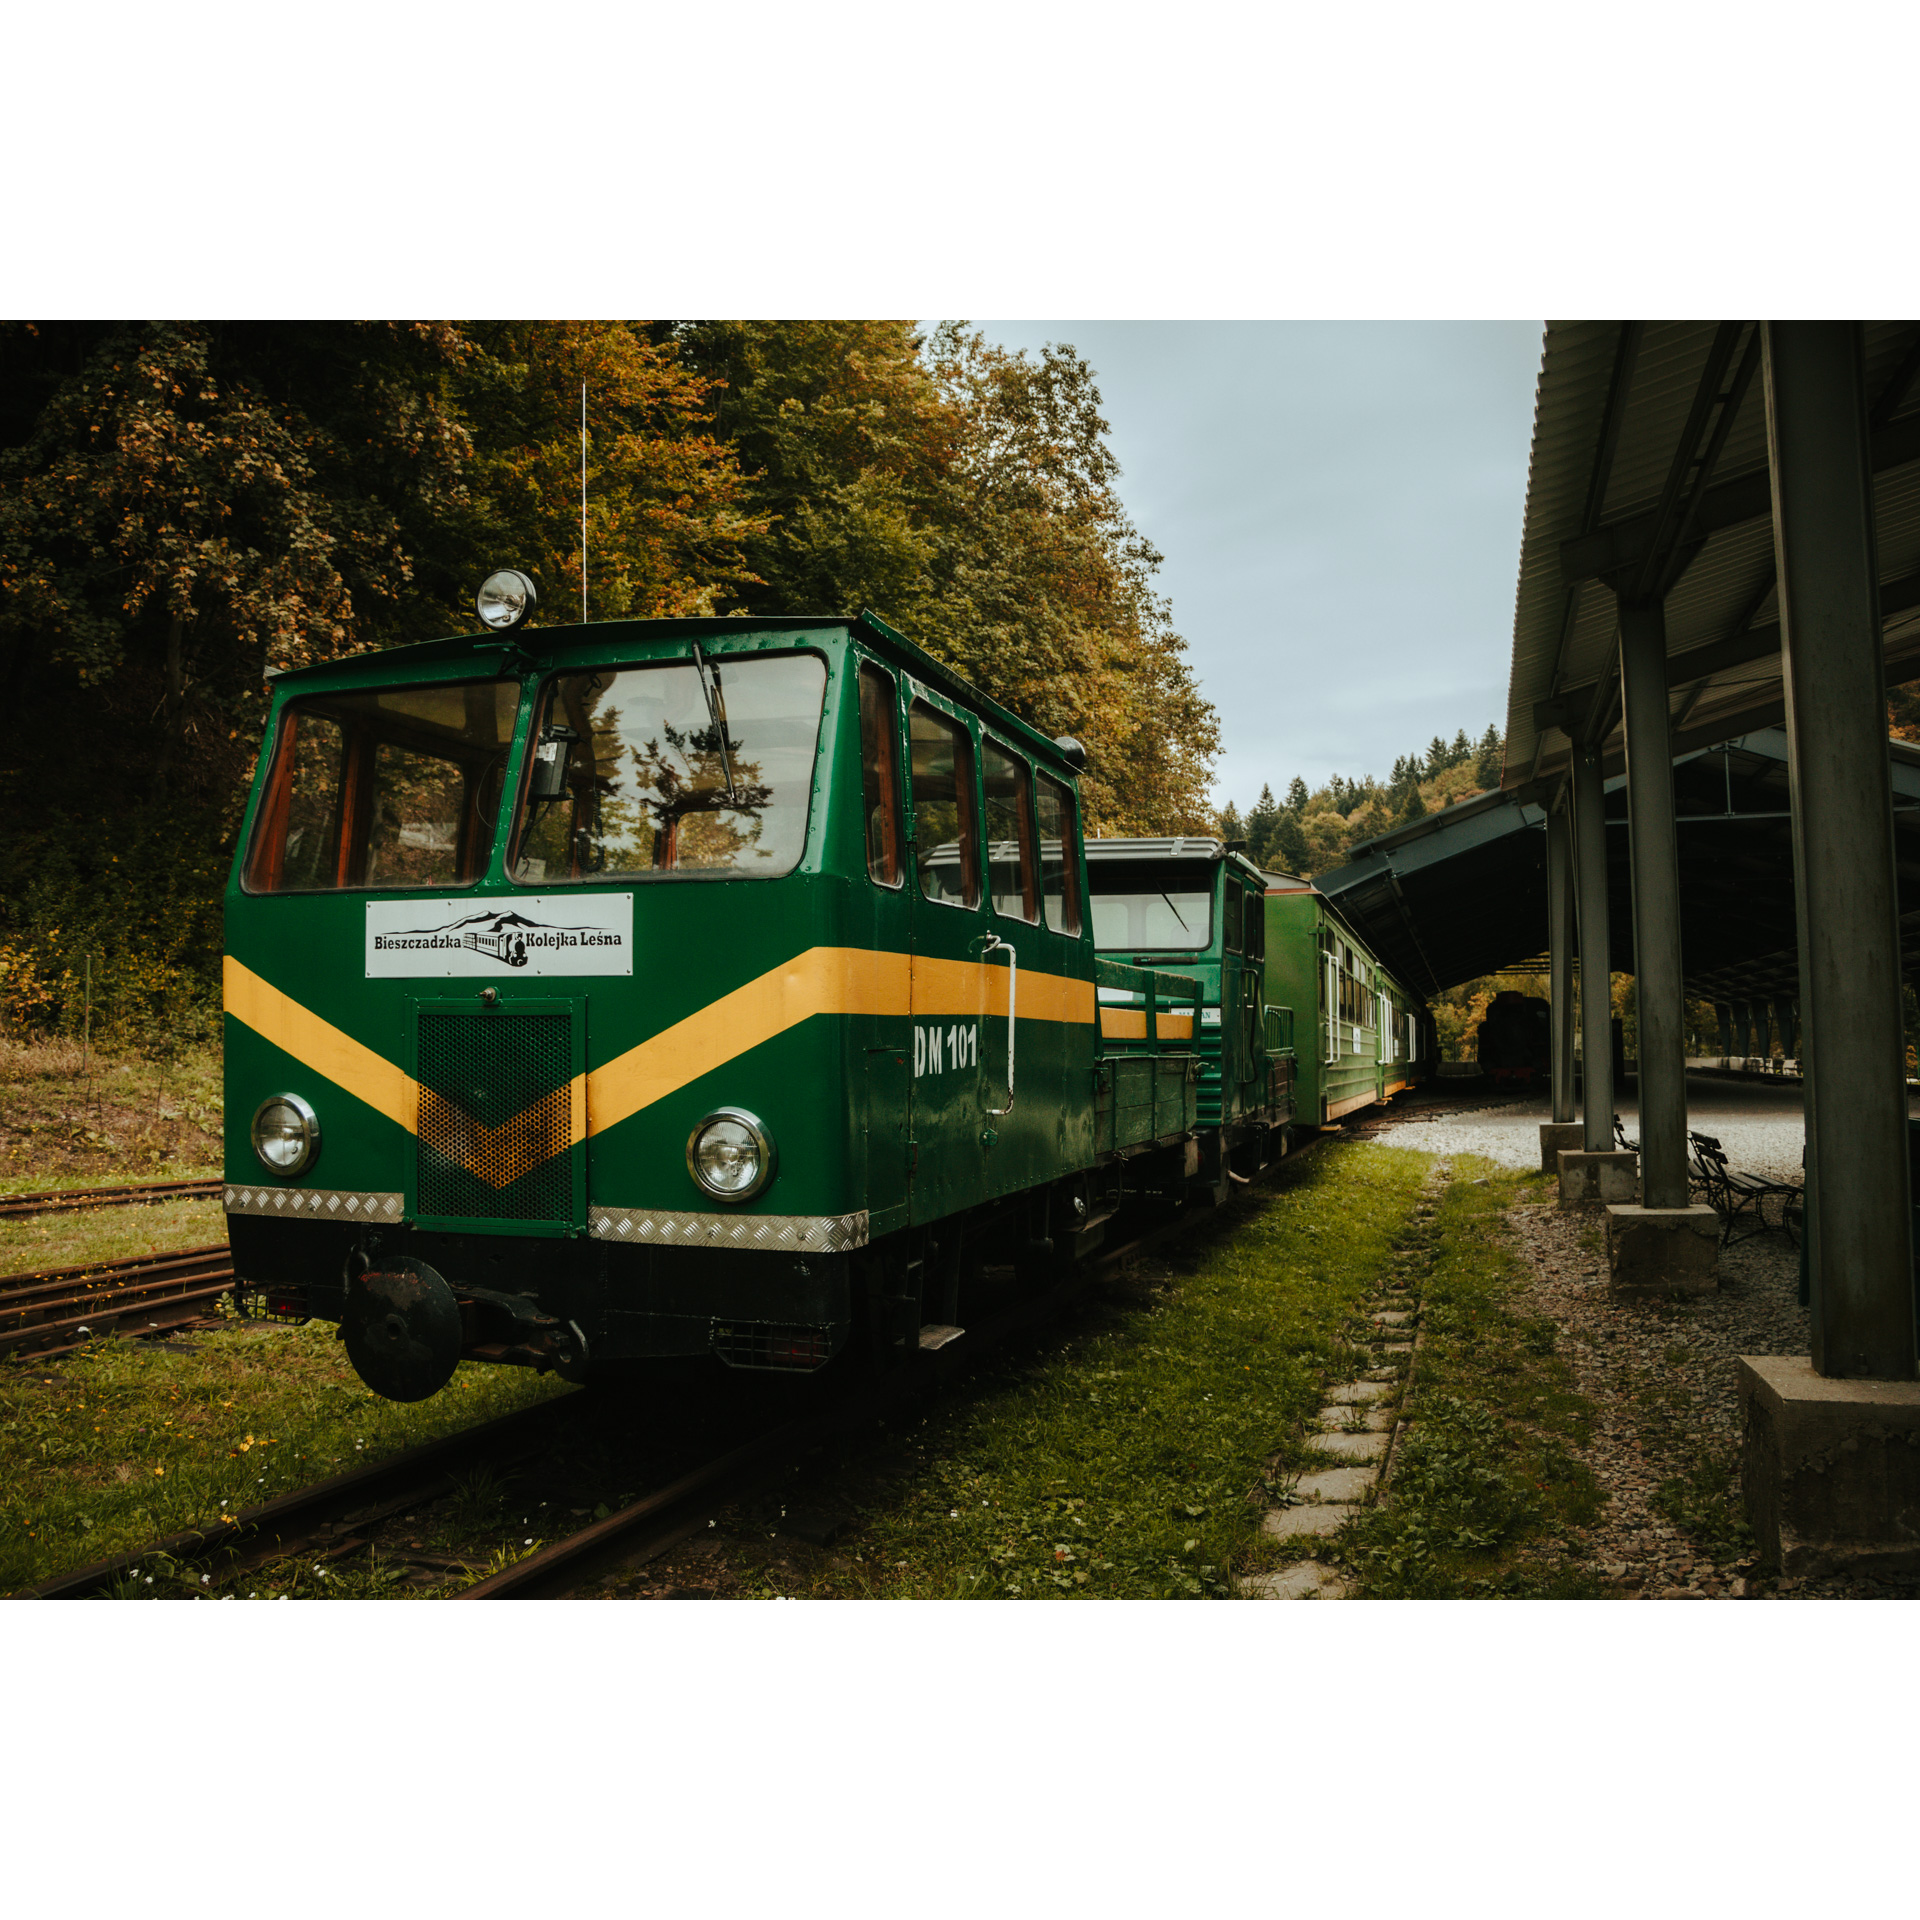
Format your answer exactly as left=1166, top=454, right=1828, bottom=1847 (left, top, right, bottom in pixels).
left=1308, top=1430, right=1390, bottom=1463
left=1260, top=1503, right=1350, bottom=1539
left=1293, top=1466, right=1375, bottom=1503
left=1239, top=1561, right=1352, bottom=1600
left=1316, top=1406, right=1395, bottom=1432
left=1328, top=1380, right=1392, bottom=1404
left=1371, top=1310, right=1414, bottom=1326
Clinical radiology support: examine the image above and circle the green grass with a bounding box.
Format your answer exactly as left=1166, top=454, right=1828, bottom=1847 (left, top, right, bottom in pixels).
left=712, top=1141, right=1432, bottom=1599
left=0, top=1317, right=572, bottom=1593
left=1329, top=1157, right=1607, bottom=1598
left=0, top=1033, right=223, bottom=1195
left=0, top=1194, right=227, bottom=1278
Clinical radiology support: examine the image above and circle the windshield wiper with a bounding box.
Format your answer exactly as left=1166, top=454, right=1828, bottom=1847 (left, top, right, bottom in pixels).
left=1160, top=893, right=1191, bottom=932
left=689, top=640, right=737, bottom=803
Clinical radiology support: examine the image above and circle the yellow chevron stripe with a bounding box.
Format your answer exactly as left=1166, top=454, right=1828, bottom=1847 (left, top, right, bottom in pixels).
left=228, top=946, right=1098, bottom=1155
left=224, top=957, right=418, bottom=1131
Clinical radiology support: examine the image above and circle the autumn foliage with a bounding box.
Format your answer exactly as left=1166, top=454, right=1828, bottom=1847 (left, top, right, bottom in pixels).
left=0, top=319, right=1219, bottom=1040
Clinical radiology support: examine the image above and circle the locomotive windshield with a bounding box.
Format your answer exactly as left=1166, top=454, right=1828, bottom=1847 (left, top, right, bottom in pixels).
left=1088, top=860, right=1215, bottom=952
left=245, top=680, right=520, bottom=893
left=511, top=653, right=827, bottom=882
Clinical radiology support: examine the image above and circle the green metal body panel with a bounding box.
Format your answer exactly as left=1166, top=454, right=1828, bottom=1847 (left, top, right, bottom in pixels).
left=1091, top=958, right=1202, bottom=1152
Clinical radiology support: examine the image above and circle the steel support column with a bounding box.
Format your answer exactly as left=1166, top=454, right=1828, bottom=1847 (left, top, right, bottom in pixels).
left=1766, top=321, right=1916, bottom=1378
left=1775, top=997, right=1797, bottom=1061
left=1733, top=1001, right=1752, bottom=1062
left=1716, top=1003, right=1732, bottom=1063
left=1618, top=599, right=1692, bottom=1210
left=1548, top=799, right=1577, bottom=1124
left=1571, top=743, right=1614, bottom=1151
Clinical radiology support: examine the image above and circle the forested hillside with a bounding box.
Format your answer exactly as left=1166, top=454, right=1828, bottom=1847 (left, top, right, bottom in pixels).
left=1219, top=723, right=1505, bottom=876
left=0, top=320, right=1218, bottom=1044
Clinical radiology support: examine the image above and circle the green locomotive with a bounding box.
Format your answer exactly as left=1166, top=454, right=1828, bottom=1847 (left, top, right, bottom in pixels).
left=223, top=585, right=1211, bottom=1399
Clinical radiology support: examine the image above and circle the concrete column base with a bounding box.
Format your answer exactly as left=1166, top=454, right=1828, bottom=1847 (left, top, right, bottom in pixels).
left=1539, top=1122, right=1584, bottom=1175
left=1558, top=1148, right=1637, bottom=1210
left=1739, top=1355, right=1920, bottom=1576
left=1605, top=1203, right=1720, bottom=1294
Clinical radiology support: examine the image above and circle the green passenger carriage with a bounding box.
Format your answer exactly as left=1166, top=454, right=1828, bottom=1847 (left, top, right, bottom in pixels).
left=223, top=592, right=1207, bottom=1400
left=1260, top=875, right=1434, bottom=1125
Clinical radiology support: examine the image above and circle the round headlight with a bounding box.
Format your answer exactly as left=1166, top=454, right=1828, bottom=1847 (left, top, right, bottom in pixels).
left=686, top=1108, right=775, bottom=1203
left=476, top=568, right=538, bottom=633
left=251, top=1094, right=320, bottom=1177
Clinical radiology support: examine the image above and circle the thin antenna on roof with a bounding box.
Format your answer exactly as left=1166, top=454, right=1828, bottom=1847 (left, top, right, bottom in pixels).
left=580, top=384, right=588, bottom=623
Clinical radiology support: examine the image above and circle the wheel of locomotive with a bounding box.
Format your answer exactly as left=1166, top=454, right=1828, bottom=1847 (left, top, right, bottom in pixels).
left=342, top=1257, right=463, bottom=1403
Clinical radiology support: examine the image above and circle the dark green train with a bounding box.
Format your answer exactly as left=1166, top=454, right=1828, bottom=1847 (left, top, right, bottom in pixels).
left=222, top=580, right=1429, bottom=1401
left=1083, top=838, right=1432, bottom=1144
left=1085, top=837, right=1297, bottom=1191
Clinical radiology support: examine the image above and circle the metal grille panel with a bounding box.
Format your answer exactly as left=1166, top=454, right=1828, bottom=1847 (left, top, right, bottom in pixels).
left=590, top=1207, right=870, bottom=1253
left=417, top=1011, right=572, bottom=1223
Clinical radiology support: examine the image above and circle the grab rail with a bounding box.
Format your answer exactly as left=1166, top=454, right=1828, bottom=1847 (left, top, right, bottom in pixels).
left=980, top=933, right=1016, bottom=1116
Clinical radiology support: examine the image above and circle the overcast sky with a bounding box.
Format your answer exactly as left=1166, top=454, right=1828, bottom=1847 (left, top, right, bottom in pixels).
left=968, top=321, right=1543, bottom=811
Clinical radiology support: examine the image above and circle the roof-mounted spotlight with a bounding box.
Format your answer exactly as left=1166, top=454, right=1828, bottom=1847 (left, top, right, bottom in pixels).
left=1052, top=735, right=1087, bottom=772
left=476, top=569, right=538, bottom=634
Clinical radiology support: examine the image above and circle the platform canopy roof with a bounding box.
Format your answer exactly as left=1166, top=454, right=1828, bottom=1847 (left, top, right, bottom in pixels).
left=1316, top=730, right=1920, bottom=1005
left=1504, top=321, right=1920, bottom=797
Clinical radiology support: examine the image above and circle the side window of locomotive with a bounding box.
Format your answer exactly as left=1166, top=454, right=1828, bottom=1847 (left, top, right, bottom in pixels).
left=909, top=703, right=981, bottom=909
left=1036, top=773, right=1082, bottom=936
left=511, top=653, right=827, bottom=882
left=245, top=681, right=517, bottom=893
left=1248, top=891, right=1265, bottom=962
left=1224, top=881, right=1243, bottom=953
left=859, top=663, right=903, bottom=888
left=983, top=741, right=1038, bottom=921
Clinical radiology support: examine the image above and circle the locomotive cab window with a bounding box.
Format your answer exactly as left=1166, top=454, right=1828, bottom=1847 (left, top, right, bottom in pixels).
left=1224, top=881, right=1243, bottom=953
left=245, top=679, right=519, bottom=893
left=859, top=663, right=903, bottom=888
left=910, top=702, right=981, bottom=909
left=1036, top=773, right=1082, bottom=936
left=510, top=652, right=827, bottom=883
left=1089, top=860, right=1213, bottom=952
left=983, top=740, right=1038, bottom=922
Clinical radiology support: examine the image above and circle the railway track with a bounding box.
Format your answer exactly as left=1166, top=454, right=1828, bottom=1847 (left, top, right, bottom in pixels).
left=10, top=1394, right=579, bottom=1600
left=457, top=1192, right=1233, bottom=1600
left=0, top=1177, right=222, bottom=1221
left=11, top=1170, right=1229, bottom=1602
left=1, top=1243, right=236, bottom=1364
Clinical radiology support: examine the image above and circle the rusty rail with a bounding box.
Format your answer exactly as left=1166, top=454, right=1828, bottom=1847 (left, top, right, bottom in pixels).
left=1, top=1244, right=235, bottom=1363
left=0, top=1177, right=222, bottom=1221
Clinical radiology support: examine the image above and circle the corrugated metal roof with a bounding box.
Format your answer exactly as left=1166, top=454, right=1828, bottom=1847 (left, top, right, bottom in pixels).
left=1503, top=319, right=1920, bottom=796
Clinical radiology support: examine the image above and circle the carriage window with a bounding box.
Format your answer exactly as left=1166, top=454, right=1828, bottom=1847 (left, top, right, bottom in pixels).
left=1036, top=773, right=1081, bottom=935
left=246, top=680, right=518, bottom=892
left=910, top=704, right=980, bottom=909
left=511, top=653, right=826, bottom=883
left=1247, top=891, right=1265, bottom=961
left=859, top=664, right=903, bottom=888
left=983, top=741, right=1037, bottom=922
left=1224, top=882, right=1243, bottom=953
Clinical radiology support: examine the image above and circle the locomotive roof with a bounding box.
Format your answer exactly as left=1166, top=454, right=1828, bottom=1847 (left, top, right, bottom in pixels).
left=263, top=607, right=1081, bottom=779
left=1086, top=836, right=1270, bottom=883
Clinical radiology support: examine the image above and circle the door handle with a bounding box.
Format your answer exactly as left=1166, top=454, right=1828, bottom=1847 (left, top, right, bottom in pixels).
left=978, top=933, right=1016, bottom=1117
